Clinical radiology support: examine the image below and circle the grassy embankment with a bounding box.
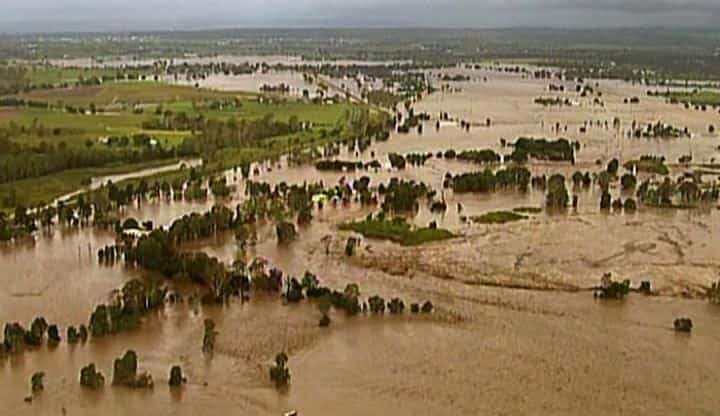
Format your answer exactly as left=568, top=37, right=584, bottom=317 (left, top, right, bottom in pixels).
left=339, top=218, right=455, bottom=246
left=471, top=211, right=527, bottom=224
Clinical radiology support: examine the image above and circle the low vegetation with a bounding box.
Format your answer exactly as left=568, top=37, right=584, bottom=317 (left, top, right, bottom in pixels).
left=471, top=211, right=527, bottom=224
left=339, top=215, right=455, bottom=246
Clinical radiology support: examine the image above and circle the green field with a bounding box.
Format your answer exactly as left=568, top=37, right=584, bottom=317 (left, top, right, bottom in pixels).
left=26, top=66, right=135, bottom=85
left=0, top=79, right=369, bottom=210
left=0, top=159, right=182, bottom=208
left=19, top=81, right=246, bottom=107
left=667, top=91, right=720, bottom=107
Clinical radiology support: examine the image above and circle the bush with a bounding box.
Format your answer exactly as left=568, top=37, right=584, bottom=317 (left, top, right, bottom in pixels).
left=269, top=352, right=291, bottom=388
left=674, top=318, right=693, bottom=333
left=169, top=365, right=186, bottom=387
left=546, top=174, right=569, bottom=210
left=80, top=364, right=105, bottom=390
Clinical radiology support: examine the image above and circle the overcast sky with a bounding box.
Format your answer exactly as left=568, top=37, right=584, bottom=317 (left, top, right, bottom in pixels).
left=2, top=0, right=720, bottom=33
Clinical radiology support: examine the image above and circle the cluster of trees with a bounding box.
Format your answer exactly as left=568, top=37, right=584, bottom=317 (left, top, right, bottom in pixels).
left=101, top=133, right=159, bottom=149
left=315, top=159, right=378, bottom=172
left=2, top=316, right=63, bottom=355
left=509, top=138, right=576, bottom=163
left=379, top=179, right=429, bottom=212
left=0, top=136, right=178, bottom=186
left=534, top=97, right=572, bottom=107
left=637, top=177, right=719, bottom=207
left=88, top=279, right=168, bottom=338
left=600, top=192, right=637, bottom=213
left=632, top=122, right=689, bottom=139
left=448, top=166, right=531, bottom=193
left=439, top=74, right=470, bottom=82
left=364, top=90, right=402, bottom=109
left=594, top=273, right=631, bottom=299
left=546, top=174, right=570, bottom=210
left=624, top=155, right=669, bottom=175
left=452, top=149, right=501, bottom=164
left=113, top=350, right=153, bottom=388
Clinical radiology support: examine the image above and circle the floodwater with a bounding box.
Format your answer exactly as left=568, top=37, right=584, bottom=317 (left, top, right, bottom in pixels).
left=3, top=64, right=720, bottom=415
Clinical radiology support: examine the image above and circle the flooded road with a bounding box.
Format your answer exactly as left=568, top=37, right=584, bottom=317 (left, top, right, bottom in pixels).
left=3, top=63, right=720, bottom=415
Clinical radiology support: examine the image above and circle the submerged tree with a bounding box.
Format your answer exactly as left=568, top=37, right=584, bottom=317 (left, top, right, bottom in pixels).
left=80, top=364, right=105, bottom=390
left=202, top=319, right=218, bottom=354
left=269, top=352, right=291, bottom=389
left=31, top=372, right=45, bottom=393
left=545, top=174, right=569, bottom=210
left=169, top=365, right=186, bottom=387
left=276, top=221, right=298, bottom=244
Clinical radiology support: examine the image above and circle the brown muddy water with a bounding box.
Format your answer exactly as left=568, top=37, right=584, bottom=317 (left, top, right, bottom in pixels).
left=3, top=65, right=720, bottom=415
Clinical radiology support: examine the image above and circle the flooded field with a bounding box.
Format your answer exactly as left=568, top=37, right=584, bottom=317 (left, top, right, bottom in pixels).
left=3, top=63, right=720, bottom=415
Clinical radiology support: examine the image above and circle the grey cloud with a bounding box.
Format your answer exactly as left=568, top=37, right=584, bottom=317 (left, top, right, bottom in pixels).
left=2, top=0, right=720, bottom=32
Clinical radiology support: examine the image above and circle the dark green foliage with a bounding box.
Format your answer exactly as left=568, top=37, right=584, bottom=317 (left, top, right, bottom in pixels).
left=534, top=96, right=572, bottom=106
left=632, top=121, right=689, bottom=139
left=67, top=326, right=80, bottom=344
left=674, top=318, right=693, bottom=333
left=31, top=372, right=44, bottom=393
left=169, top=366, right=186, bottom=387
left=624, top=156, right=669, bottom=175
left=410, top=303, right=420, bottom=313
left=513, top=207, right=542, bottom=214
left=345, top=237, right=360, bottom=256
left=456, top=149, right=501, bottom=164
left=510, top=138, right=575, bottom=163
left=202, top=319, right=218, bottom=354
left=600, top=191, right=612, bottom=210
left=596, top=275, right=631, bottom=300
left=624, top=198, right=638, bottom=212
left=302, top=271, right=323, bottom=298
left=381, top=179, right=428, bottom=212
left=368, top=296, right=386, bottom=314
left=339, top=216, right=454, bottom=246
left=621, top=174, right=637, bottom=191
left=25, top=317, right=48, bottom=346
left=269, top=352, right=291, bottom=389
left=388, top=153, right=407, bottom=169
left=340, top=284, right=361, bottom=316
left=4, top=322, right=27, bottom=353
left=314, top=159, right=365, bottom=172
left=637, top=177, right=676, bottom=207
left=545, top=174, right=569, bottom=210
left=78, top=325, right=88, bottom=342
left=47, top=325, right=61, bottom=347
left=387, top=298, right=405, bottom=314
left=421, top=301, right=434, bottom=313
left=89, top=305, right=110, bottom=338
left=80, top=364, right=105, bottom=390
left=607, top=159, right=620, bottom=176
left=254, top=267, right=283, bottom=292
left=471, top=211, right=526, bottom=225
left=276, top=221, right=298, bottom=244
left=113, top=350, right=138, bottom=386
left=285, top=278, right=304, bottom=303
left=450, top=166, right=531, bottom=193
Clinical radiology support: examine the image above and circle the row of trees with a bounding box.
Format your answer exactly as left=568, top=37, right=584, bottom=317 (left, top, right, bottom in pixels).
left=448, top=166, right=532, bottom=194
